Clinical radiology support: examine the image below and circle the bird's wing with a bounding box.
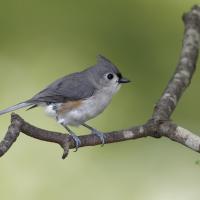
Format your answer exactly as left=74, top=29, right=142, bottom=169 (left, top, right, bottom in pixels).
left=27, top=72, right=96, bottom=104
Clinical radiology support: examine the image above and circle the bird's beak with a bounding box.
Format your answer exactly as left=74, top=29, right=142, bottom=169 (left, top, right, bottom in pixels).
left=118, top=77, right=130, bottom=84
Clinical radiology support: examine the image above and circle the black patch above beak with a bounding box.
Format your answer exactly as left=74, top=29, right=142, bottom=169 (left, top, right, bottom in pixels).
left=118, top=77, right=130, bottom=83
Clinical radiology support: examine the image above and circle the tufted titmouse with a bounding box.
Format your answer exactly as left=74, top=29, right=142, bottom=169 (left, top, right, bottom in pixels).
left=0, top=55, right=130, bottom=150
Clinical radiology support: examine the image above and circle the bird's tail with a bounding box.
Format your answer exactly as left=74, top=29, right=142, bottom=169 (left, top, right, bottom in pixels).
left=0, top=102, right=33, bottom=116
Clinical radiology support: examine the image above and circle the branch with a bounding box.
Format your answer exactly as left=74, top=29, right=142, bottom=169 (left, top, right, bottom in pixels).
left=0, top=5, right=200, bottom=159
left=152, top=5, right=200, bottom=120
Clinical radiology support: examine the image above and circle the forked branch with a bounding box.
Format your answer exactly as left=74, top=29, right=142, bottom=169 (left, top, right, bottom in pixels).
left=0, top=5, right=200, bottom=159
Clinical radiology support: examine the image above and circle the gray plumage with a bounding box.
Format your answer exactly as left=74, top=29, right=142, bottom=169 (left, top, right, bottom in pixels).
left=0, top=102, right=32, bottom=115
left=0, top=55, right=124, bottom=115
left=0, top=55, right=130, bottom=149
left=27, top=71, right=96, bottom=104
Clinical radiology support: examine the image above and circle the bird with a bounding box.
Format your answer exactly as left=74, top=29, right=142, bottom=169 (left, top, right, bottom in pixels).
left=0, top=55, right=130, bottom=151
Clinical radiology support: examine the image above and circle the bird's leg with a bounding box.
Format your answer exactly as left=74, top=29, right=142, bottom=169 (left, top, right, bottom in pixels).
left=61, top=124, right=81, bottom=152
left=82, top=123, right=106, bottom=146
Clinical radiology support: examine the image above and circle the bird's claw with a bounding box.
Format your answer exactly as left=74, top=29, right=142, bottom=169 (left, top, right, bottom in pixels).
left=92, top=129, right=106, bottom=146
left=69, top=134, right=81, bottom=152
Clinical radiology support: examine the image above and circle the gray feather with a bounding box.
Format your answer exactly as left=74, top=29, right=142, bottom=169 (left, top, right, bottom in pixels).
left=0, top=102, right=33, bottom=115
left=0, top=55, right=122, bottom=115
left=25, top=55, right=121, bottom=104
left=28, top=71, right=96, bottom=103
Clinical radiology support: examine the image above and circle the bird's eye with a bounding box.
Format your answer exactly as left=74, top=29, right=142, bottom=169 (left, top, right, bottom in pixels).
left=107, top=73, right=114, bottom=80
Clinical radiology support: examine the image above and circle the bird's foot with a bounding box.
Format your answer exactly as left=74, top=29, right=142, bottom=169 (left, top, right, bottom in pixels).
left=91, top=129, right=106, bottom=146
left=69, top=133, right=81, bottom=152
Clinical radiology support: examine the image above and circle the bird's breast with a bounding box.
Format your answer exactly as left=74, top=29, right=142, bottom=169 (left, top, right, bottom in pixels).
left=44, top=85, right=120, bottom=126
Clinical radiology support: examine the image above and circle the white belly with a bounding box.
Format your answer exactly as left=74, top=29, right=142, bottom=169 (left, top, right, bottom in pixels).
left=44, top=84, right=121, bottom=126
left=57, top=91, right=114, bottom=126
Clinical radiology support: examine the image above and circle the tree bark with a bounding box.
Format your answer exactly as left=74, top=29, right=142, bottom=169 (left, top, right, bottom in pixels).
left=0, top=5, right=200, bottom=159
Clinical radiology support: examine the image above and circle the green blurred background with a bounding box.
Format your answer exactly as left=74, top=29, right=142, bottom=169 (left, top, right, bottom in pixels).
left=0, top=0, right=200, bottom=200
